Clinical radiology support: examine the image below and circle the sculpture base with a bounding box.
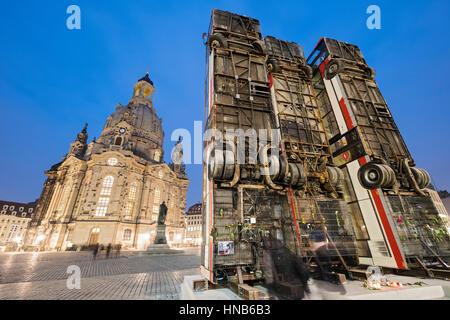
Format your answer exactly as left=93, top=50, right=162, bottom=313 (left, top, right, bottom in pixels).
left=146, top=243, right=182, bottom=255
left=153, top=224, right=168, bottom=245
left=145, top=224, right=183, bottom=255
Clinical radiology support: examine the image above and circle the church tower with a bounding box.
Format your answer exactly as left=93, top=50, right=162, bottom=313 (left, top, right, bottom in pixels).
left=24, top=74, right=189, bottom=251
left=88, top=72, right=164, bottom=163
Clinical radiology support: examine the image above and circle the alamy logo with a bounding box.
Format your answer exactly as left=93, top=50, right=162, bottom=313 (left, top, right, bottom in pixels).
left=66, top=265, right=81, bottom=289
left=66, top=5, right=81, bottom=30
left=366, top=5, right=381, bottom=30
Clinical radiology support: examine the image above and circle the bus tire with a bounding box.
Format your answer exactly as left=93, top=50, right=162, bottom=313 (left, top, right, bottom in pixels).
left=208, top=148, right=224, bottom=180
left=267, top=59, right=280, bottom=73
left=288, top=163, right=299, bottom=186
left=324, top=59, right=342, bottom=80
left=358, top=162, right=395, bottom=190
left=295, top=163, right=307, bottom=187
left=208, top=33, right=227, bottom=50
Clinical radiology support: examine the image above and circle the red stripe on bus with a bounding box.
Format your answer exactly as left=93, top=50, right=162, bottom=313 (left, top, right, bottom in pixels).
left=358, top=157, right=406, bottom=269
left=287, top=188, right=302, bottom=250
left=319, top=57, right=330, bottom=79
left=339, top=98, right=354, bottom=130
left=319, top=62, right=326, bottom=78
left=209, top=182, right=213, bottom=281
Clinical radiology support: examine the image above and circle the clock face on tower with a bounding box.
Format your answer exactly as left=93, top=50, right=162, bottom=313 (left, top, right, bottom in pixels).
left=107, top=158, right=118, bottom=166
left=119, top=128, right=126, bottom=134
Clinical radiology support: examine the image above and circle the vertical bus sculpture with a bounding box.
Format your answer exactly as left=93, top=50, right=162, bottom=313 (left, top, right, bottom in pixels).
left=201, top=9, right=358, bottom=287
left=307, top=38, right=450, bottom=270
left=202, top=9, right=285, bottom=284
left=264, top=36, right=358, bottom=268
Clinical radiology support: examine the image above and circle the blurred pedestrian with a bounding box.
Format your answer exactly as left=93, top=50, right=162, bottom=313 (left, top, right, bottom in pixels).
left=310, top=231, right=333, bottom=282
left=106, top=243, right=112, bottom=259
left=92, top=243, right=99, bottom=260
left=309, top=230, right=346, bottom=298
left=261, top=234, right=310, bottom=300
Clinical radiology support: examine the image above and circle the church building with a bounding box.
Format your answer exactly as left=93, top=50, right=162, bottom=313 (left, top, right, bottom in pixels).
left=24, top=74, right=189, bottom=251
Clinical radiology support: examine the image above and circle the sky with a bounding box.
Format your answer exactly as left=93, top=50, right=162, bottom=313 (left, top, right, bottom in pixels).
left=0, top=0, right=449, bottom=208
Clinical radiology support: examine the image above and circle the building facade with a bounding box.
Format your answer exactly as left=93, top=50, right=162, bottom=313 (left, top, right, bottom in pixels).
left=426, top=188, right=450, bottom=233
left=24, top=74, right=189, bottom=251
left=0, top=200, right=36, bottom=252
left=184, top=203, right=202, bottom=246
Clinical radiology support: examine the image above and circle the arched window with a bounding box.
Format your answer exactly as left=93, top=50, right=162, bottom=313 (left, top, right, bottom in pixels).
left=100, top=176, right=114, bottom=195
left=124, top=202, right=134, bottom=219
left=96, top=176, right=114, bottom=216
left=154, top=188, right=160, bottom=204
left=123, top=229, right=132, bottom=241
left=124, top=182, right=138, bottom=220
left=129, top=182, right=137, bottom=200
left=114, top=137, right=122, bottom=146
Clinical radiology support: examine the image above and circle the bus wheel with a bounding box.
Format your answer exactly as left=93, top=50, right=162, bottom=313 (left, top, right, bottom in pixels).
left=418, top=168, right=431, bottom=188
left=288, top=163, right=299, bottom=186
left=324, top=60, right=342, bottom=80
left=267, top=59, right=280, bottom=73
left=208, top=33, right=227, bottom=50
left=358, top=163, right=395, bottom=189
left=327, top=166, right=338, bottom=186
left=252, top=40, right=267, bottom=55
left=268, top=154, right=281, bottom=181
left=208, top=148, right=224, bottom=180
left=412, top=167, right=430, bottom=189
left=295, top=163, right=307, bottom=187
left=222, top=145, right=235, bottom=181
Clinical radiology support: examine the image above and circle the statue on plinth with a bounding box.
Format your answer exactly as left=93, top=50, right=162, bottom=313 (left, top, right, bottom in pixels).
left=158, top=202, right=168, bottom=225
left=154, top=201, right=168, bottom=245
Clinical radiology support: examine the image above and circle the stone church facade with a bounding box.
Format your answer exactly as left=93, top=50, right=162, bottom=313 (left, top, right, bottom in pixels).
left=24, top=74, right=189, bottom=251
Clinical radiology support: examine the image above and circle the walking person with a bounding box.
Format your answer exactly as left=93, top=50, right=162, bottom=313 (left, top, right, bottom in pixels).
left=309, top=230, right=346, bottom=299
left=261, top=235, right=310, bottom=300
left=92, top=243, right=99, bottom=260
left=106, top=243, right=112, bottom=259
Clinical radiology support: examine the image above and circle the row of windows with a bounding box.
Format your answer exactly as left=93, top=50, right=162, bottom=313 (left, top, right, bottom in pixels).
left=94, top=176, right=172, bottom=218
left=1, top=205, right=33, bottom=213
left=187, top=226, right=201, bottom=231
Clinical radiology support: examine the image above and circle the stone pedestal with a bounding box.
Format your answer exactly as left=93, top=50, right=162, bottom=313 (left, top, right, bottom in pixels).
left=145, top=224, right=183, bottom=255
left=153, top=224, right=168, bottom=245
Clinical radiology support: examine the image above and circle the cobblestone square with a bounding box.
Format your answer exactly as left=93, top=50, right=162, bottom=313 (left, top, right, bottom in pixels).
left=0, top=249, right=201, bottom=300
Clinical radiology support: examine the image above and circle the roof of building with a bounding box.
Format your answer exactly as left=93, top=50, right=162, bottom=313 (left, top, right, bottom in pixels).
left=0, top=200, right=37, bottom=219
left=186, top=203, right=202, bottom=215
left=138, top=72, right=154, bottom=86
left=441, top=197, right=450, bottom=215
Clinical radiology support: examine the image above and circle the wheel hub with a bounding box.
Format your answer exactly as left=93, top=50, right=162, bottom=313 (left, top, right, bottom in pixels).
left=367, top=170, right=378, bottom=181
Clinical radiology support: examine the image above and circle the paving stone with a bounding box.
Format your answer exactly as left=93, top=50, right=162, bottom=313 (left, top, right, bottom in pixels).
left=0, top=250, right=201, bottom=300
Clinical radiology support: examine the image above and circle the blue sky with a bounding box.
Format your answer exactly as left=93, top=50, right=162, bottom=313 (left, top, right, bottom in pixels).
left=0, top=0, right=449, bottom=208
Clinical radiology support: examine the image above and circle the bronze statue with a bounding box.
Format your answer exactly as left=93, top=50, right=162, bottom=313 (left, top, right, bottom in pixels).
left=158, top=201, right=168, bottom=225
